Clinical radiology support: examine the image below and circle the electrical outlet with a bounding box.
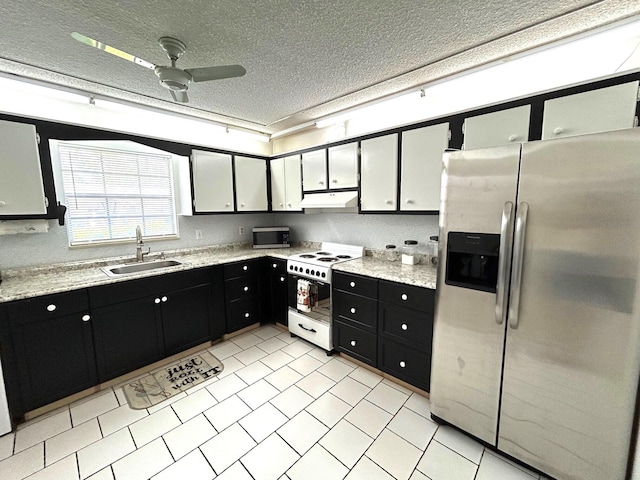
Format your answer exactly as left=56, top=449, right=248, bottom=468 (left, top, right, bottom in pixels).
left=195, top=230, right=203, bottom=239
left=239, top=226, right=245, bottom=235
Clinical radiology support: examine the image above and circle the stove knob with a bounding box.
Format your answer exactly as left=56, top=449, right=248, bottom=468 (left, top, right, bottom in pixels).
left=289, top=265, right=293, bottom=270
left=321, top=272, right=326, bottom=278
left=311, top=270, right=315, bottom=276
left=306, top=268, right=310, bottom=274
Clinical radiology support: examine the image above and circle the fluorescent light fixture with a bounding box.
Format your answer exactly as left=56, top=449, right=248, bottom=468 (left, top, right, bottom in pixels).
left=0, top=75, right=88, bottom=103
left=315, top=113, right=356, bottom=129
left=226, top=127, right=271, bottom=143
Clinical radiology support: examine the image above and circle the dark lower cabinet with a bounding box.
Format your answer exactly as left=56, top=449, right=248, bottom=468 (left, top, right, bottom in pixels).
left=2, top=289, right=98, bottom=414
left=266, top=258, right=288, bottom=325
left=334, top=320, right=377, bottom=366
left=162, top=283, right=213, bottom=356
left=224, top=259, right=264, bottom=333
left=378, top=337, right=431, bottom=392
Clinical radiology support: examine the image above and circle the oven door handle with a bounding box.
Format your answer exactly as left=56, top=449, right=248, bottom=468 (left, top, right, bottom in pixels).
left=298, top=323, right=317, bottom=333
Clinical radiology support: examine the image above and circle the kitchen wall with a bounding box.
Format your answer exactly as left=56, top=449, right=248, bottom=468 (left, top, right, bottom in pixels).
left=0, top=213, right=438, bottom=270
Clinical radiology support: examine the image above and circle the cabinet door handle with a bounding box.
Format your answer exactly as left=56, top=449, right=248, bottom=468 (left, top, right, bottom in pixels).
left=553, top=127, right=564, bottom=135
left=244, top=312, right=250, bottom=318
left=46, top=304, right=57, bottom=312
left=399, top=361, right=406, bottom=368
left=405, top=199, right=414, bottom=204
left=350, top=340, right=357, bottom=347
left=272, top=263, right=278, bottom=269
left=401, top=323, right=408, bottom=331
left=508, top=134, right=518, bottom=142
left=319, top=180, right=324, bottom=185
left=385, top=200, right=393, bottom=205
left=154, top=298, right=161, bottom=304
left=161, top=296, right=168, bottom=302
left=243, top=286, right=249, bottom=292
left=350, top=281, right=356, bottom=288
left=350, top=307, right=356, bottom=314
left=287, top=203, right=292, bottom=207
left=243, top=265, right=248, bottom=271
left=280, top=276, right=286, bottom=282
left=82, top=314, right=91, bottom=322
left=225, top=202, right=231, bottom=207
left=401, top=293, right=408, bottom=301
left=0, top=201, right=6, bottom=207
left=332, top=179, right=338, bottom=183
left=279, top=202, right=284, bottom=206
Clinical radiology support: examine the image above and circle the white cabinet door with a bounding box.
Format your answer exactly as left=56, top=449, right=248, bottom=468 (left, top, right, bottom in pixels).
left=400, top=123, right=449, bottom=211
left=270, top=155, right=301, bottom=211
left=235, top=156, right=268, bottom=211
left=328, top=142, right=358, bottom=189
left=283, top=154, right=302, bottom=211
left=542, top=81, right=639, bottom=140
left=463, top=105, right=531, bottom=150
left=302, top=149, right=327, bottom=191
left=191, top=150, right=234, bottom=212
left=270, top=157, right=286, bottom=211
left=0, top=120, right=47, bottom=215
left=361, top=134, right=398, bottom=211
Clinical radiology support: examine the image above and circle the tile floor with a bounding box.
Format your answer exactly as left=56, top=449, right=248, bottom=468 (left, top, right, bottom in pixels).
left=0, top=324, right=549, bottom=480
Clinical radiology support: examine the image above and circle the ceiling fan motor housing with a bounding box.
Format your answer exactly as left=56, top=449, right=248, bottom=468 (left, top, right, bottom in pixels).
left=154, top=66, right=191, bottom=91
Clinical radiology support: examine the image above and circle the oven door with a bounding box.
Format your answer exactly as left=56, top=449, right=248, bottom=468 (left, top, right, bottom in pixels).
left=288, top=273, right=333, bottom=351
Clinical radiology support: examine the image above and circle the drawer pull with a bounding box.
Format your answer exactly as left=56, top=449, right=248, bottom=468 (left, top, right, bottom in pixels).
left=350, top=307, right=356, bottom=314
left=161, top=296, right=168, bottom=302
left=244, top=312, right=251, bottom=318
left=401, top=293, right=408, bottom=301
left=350, top=281, right=356, bottom=288
left=243, top=286, right=250, bottom=292
left=154, top=298, right=161, bottom=304
left=243, top=265, right=248, bottom=271
left=298, top=323, right=317, bottom=333
left=401, top=323, right=408, bottom=331
left=350, top=340, right=356, bottom=347
left=400, top=361, right=406, bottom=368
left=280, top=276, right=286, bottom=282
left=46, top=304, right=57, bottom=312
left=82, top=314, right=91, bottom=322
left=272, top=263, right=278, bottom=269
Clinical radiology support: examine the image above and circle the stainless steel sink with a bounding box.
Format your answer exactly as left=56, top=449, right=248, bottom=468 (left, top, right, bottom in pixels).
left=101, top=259, right=182, bottom=277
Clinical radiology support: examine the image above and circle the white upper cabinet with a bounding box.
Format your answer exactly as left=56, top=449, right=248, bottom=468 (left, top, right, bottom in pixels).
left=235, top=156, right=268, bottom=211
left=191, top=150, right=234, bottom=212
left=463, top=105, right=531, bottom=150
left=400, top=123, right=449, bottom=211
left=328, top=142, right=359, bottom=189
left=271, top=154, right=302, bottom=211
left=542, top=81, right=639, bottom=140
left=302, top=149, right=327, bottom=192
left=360, top=134, right=398, bottom=211
left=0, top=120, right=47, bottom=215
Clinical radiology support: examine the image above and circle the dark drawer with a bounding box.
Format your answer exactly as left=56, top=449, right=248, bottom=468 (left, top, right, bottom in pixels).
left=266, top=257, right=287, bottom=274
left=378, top=302, right=433, bottom=351
left=225, top=276, right=259, bottom=301
left=378, top=337, right=431, bottom=392
left=227, top=299, right=260, bottom=332
left=379, top=280, right=434, bottom=312
left=333, top=272, right=378, bottom=299
left=224, top=260, right=259, bottom=279
left=334, top=321, right=377, bottom=367
left=333, top=291, right=377, bottom=332
left=7, top=289, right=89, bottom=325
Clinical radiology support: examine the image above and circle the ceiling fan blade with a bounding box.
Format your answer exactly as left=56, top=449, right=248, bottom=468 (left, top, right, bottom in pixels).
left=71, top=32, right=156, bottom=70
left=170, top=90, right=189, bottom=103
left=185, top=65, right=246, bottom=83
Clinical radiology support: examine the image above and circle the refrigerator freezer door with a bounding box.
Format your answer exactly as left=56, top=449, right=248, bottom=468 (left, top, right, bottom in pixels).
left=431, top=144, right=521, bottom=444
left=498, top=128, right=640, bottom=480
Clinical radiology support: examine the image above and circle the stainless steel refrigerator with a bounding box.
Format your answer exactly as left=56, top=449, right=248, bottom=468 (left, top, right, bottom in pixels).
left=430, top=128, right=640, bottom=480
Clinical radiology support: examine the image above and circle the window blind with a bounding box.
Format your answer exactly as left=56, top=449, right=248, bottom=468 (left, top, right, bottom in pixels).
left=57, top=143, right=177, bottom=246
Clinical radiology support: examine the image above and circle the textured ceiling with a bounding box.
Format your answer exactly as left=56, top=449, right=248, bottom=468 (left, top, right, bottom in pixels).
left=1, top=0, right=640, bottom=135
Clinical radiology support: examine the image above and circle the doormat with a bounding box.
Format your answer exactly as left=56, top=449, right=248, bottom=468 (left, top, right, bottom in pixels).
left=123, top=351, right=224, bottom=409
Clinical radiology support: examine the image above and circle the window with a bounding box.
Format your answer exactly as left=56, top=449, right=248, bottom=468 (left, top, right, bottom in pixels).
left=54, top=141, right=178, bottom=246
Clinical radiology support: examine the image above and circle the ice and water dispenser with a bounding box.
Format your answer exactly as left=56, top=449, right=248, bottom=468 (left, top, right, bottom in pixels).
left=445, top=232, right=500, bottom=293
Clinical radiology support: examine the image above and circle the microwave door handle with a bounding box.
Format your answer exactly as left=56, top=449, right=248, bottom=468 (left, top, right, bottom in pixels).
left=508, top=202, right=529, bottom=329
left=495, top=201, right=514, bottom=325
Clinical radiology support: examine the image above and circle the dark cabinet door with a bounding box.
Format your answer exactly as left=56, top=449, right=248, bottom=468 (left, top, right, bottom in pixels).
left=10, top=311, right=98, bottom=412
left=92, top=296, right=164, bottom=383
left=161, top=284, right=212, bottom=356
left=269, top=272, right=289, bottom=325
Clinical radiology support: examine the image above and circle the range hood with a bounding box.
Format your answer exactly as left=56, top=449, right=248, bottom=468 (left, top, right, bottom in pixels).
left=299, top=191, right=358, bottom=212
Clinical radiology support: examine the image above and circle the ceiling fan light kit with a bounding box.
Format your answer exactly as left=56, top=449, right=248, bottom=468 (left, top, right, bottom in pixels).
left=71, top=32, right=246, bottom=104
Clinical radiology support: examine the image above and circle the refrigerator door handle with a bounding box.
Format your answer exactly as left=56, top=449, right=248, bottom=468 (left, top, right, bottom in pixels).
left=508, top=202, right=529, bottom=329
left=495, top=201, right=514, bottom=325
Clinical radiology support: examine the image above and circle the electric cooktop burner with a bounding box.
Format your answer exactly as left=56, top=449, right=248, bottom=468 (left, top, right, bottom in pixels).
left=318, top=257, right=339, bottom=262
left=300, top=254, right=316, bottom=258
left=337, top=255, right=352, bottom=259
left=316, top=251, right=332, bottom=255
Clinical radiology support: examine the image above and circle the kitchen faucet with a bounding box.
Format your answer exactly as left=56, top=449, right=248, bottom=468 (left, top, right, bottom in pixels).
left=135, top=225, right=151, bottom=262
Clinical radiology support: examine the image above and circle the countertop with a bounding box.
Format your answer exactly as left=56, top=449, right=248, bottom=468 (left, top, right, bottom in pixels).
left=0, top=243, right=437, bottom=303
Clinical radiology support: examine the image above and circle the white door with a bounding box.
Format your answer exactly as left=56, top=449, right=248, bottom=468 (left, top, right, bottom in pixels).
left=463, top=105, right=531, bottom=150
left=0, top=120, right=47, bottom=215
left=270, top=157, right=286, bottom=211
left=400, top=123, right=449, bottom=211
left=361, top=134, right=398, bottom=211
left=542, top=81, right=639, bottom=140
left=328, top=143, right=358, bottom=189
left=191, top=150, right=234, bottom=212
left=302, top=149, right=327, bottom=192
left=235, top=156, right=268, bottom=211
left=283, top=154, right=302, bottom=211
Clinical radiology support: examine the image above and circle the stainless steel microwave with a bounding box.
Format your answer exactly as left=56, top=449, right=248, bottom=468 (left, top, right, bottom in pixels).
left=252, top=226, right=291, bottom=249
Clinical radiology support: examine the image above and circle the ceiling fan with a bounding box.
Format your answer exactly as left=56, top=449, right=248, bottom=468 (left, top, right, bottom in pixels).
left=71, top=32, right=246, bottom=103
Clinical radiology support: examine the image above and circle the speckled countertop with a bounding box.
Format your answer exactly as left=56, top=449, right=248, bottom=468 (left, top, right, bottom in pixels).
left=0, top=243, right=437, bottom=303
